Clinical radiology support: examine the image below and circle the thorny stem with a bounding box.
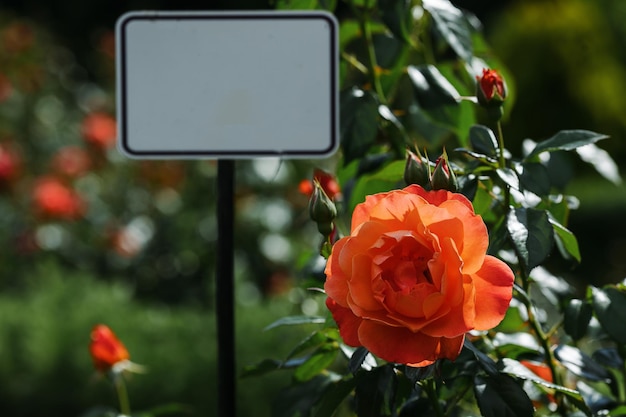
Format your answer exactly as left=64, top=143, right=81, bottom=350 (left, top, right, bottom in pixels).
left=494, top=120, right=511, bottom=211
left=515, top=280, right=566, bottom=415
left=496, top=121, right=506, bottom=169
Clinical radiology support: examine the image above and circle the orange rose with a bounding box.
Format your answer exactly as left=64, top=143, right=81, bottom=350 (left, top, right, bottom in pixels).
left=89, top=324, right=130, bottom=372
left=324, top=185, right=514, bottom=366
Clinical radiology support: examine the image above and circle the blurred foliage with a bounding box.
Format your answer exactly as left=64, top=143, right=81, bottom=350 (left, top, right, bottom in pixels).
left=0, top=260, right=315, bottom=417
left=484, top=0, right=626, bottom=285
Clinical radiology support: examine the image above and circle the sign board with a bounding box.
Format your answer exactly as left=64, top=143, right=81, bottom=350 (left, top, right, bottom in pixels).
left=116, top=11, right=338, bottom=158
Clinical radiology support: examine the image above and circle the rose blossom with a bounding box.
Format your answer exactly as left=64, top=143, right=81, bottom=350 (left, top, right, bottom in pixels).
left=324, top=185, right=514, bottom=366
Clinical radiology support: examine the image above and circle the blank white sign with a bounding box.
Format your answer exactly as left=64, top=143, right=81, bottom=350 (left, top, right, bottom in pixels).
left=116, top=11, right=337, bottom=158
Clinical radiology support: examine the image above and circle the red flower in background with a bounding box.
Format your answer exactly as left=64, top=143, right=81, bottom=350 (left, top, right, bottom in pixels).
left=51, top=146, right=91, bottom=178
left=82, top=112, right=117, bottom=149
left=89, top=324, right=130, bottom=372
left=0, top=143, right=21, bottom=185
left=0, top=73, right=12, bottom=103
left=299, top=168, right=341, bottom=200
left=32, top=177, right=85, bottom=220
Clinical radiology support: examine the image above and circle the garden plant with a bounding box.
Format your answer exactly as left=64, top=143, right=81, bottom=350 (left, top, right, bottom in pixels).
left=243, top=1, right=626, bottom=416
left=2, top=0, right=626, bottom=416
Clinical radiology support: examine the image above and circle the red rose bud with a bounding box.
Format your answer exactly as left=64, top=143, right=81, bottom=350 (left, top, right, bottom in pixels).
left=89, top=324, right=130, bottom=372
left=404, top=148, right=430, bottom=188
left=431, top=152, right=458, bottom=192
left=309, top=180, right=337, bottom=237
left=476, top=68, right=506, bottom=108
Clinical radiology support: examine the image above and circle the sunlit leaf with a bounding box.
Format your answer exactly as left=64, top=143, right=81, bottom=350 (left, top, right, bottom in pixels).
left=340, top=88, right=380, bottom=164
left=264, top=315, right=326, bottom=331
left=474, top=373, right=534, bottom=417
left=506, top=207, right=554, bottom=271
left=407, top=64, right=460, bottom=108
left=554, top=345, right=611, bottom=383
left=499, top=358, right=592, bottom=417
left=547, top=214, right=581, bottom=263
left=526, top=130, right=609, bottom=160
left=422, top=0, right=473, bottom=61
left=497, top=168, right=520, bottom=190
left=349, top=160, right=405, bottom=211
left=591, top=286, right=626, bottom=345
left=469, top=124, right=498, bottom=156
left=576, top=143, right=622, bottom=185
left=564, top=299, right=592, bottom=341
left=294, top=344, right=339, bottom=382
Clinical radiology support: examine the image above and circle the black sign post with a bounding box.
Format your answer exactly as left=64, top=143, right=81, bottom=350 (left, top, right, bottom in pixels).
left=116, top=11, right=337, bottom=416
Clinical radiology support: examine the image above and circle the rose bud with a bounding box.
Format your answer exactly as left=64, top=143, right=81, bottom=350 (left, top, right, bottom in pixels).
left=476, top=68, right=506, bottom=108
left=403, top=148, right=430, bottom=188
left=431, top=152, right=458, bottom=192
left=89, top=324, right=130, bottom=373
left=309, top=180, right=337, bottom=237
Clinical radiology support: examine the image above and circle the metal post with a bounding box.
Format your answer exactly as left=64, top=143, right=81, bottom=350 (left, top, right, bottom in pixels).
left=216, top=159, right=235, bottom=417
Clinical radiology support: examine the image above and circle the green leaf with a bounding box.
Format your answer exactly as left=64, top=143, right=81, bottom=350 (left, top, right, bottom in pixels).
left=492, top=332, right=542, bottom=357
left=592, top=286, right=626, bottom=345
left=264, top=315, right=326, bottom=331
left=340, top=88, right=380, bottom=164
left=313, top=377, right=357, bottom=417
left=470, top=124, right=498, bottom=156
left=554, top=345, right=611, bottom=382
left=474, top=373, right=534, bottom=417
left=407, top=64, right=460, bottom=108
left=272, top=374, right=339, bottom=417
left=499, top=358, right=592, bottom=417
left=349, top=160, right=405, bottom=211
left=497, top=168, right=520, bottom=190
left=378, top=104, right=409, bottom=154
left=294, top=344, right=340, bottom=382
left=378, top=0, right=413, bottom=43
left=518, top=162, right=551, bottom=196
left=548, top=214, right=581, bottom=263
left=287, top=329, right=337, bottom=360
left=349, top=346, right=372, bottom=374
left=576, top=143, right=622, bottom=185
left=526, top=130, right=609, bottom=159
left=422, top=0, right=473, bottom=61
left=507, top=207, right=554, bottom=271
left=564, top=299, right=592, bottom=341
left=464, top=339, right=498, bottom=376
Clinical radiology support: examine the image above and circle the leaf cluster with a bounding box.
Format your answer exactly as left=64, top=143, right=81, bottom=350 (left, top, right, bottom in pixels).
left=249, top=1, right=625, bottom=416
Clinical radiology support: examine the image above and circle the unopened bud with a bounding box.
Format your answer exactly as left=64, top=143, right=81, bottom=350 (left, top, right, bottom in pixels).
left=476, top=68, right=506, bottom=111
left=309, top=180, right=337, bottom=237
left=404, top=148, right=430, bottom=187
left=431, top=152, right=458, bottom=192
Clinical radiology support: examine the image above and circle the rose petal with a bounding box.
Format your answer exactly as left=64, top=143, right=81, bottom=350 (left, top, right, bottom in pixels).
left=358, top=320, right=464, bottom=365
left=326, top=298, right=362, bottom=347
left=472, top=255, right=515, bottom=330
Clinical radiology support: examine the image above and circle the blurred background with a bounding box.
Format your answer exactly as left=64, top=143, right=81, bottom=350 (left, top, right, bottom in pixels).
left=0, top=0, right=625, bottom=416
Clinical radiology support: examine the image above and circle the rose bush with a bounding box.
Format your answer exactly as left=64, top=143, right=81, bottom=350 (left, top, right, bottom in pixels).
left=324, top=185, right=515, bottom=366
